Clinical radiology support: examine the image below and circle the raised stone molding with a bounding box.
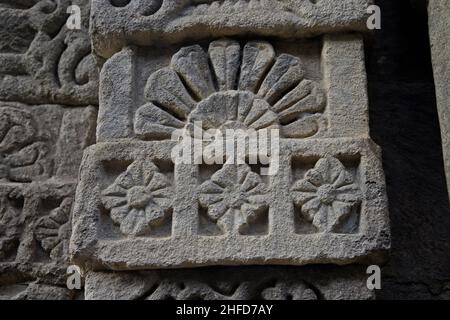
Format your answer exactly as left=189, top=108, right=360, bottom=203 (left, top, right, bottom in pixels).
left=84, top=266, right=374, bottom=300
left=0, top=0, right=98, bottom=105
left=91, top=0, right=373, bottom=58
left=428, top=1, right=450, bottom=200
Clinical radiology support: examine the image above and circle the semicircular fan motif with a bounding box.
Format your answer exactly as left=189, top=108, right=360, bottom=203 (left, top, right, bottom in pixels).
left=134, top=39, right=326, bottom=140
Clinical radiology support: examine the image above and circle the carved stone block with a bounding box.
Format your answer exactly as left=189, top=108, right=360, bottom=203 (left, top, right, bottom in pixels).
left=71, top=138, right=389, bottom=269
left=72, top=2, right=390, bottom=271
left=72, top=30, right=389, bottom=270
left=0, top=102, right=97, bottom=182
left=91, top=0, right=373, bottom=58
left=97, top=35, right=369, bottom=141
left=84, top=266, right=374, bottom=300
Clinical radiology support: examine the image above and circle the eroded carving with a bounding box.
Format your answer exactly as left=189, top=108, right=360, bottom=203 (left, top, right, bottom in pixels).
left=292, top=157, right=361, bottom=233
left=101, top=160, right=174, bottom=236
left=0, top=0, right=98, bottom=105
left=0, top=107, right=51, bottom=182
left=91, top=0, right=372, bottom=58
left=84, top=266, right=375, bottom=300
left=0, top=191, right=23, bottom=262
left=198, top=163, right=268, bottom=234
left=34, top=197, right=72, bottom=261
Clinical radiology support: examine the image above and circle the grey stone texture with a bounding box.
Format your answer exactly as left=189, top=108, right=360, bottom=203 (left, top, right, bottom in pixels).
left=0, top=0, right=97, bottom=299
left=91, top=0, right=373, bottom=59
left=0, top=0, right=98, bottom=105
left=84, top=266, right=374, bottom=300
left=428, top=0, right=450, bottom=200
left=1, top=0, right=449, bottom=300
left=71, top=32, right=390, bottom=270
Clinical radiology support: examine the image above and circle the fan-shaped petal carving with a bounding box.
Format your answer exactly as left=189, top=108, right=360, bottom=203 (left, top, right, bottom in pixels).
left=258, top=54, right=305, bottom=104
left=281, top=114, right=321, bottom=139
left=208, top=39, right=241, bottom=91
left=137, top=39, right=326, bottom=140
left=135, top=103, right=185, bottom=140
left=274, top=80, right=326, bottom=120
left=170, top=45, right=215, bottom=100
left=145, top=68, right=196, bottom=119
left=239, top=41, right=275, bottom=93
left=189, top=91, right=278, bottom=131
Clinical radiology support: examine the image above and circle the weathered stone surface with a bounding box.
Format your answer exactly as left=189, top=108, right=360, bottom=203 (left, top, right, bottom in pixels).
left=85, top=267, right=374, bottom=300
left=85, top=266, right=374, bottom=300
left=97, top=36, right=369, bottom=142
left=0, top=102, right=96, bottom=298
left=428, top=1, right=450, bottom=199
left=91, top=0, right=373, bottom=58
left=0, top=102, right=97, bottom=182
left=0, top=0, right=98, bottom=105
left=0, top=283, right=76, bottom=300
left=71, top=138, right=389, bottom=269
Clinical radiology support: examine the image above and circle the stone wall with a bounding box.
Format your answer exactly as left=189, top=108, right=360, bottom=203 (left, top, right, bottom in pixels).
left=0, top=0, right=449, bottom=300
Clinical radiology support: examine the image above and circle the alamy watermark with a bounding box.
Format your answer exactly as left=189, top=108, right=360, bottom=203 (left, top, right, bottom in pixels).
left=66, top=265, right=83, bottom=290
left=170, top=122, right=280, bottom=175
left=66, top=5, right=81, bottom=30
left=366, top=265, right=382, bottom=290
left=367, top=5, right=382, bottom=30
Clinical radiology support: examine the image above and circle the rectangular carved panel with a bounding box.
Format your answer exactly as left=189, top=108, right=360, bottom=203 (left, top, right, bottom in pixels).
left=71, top=138, right=389, bottom=269
left=85, top=266, right=374, bottom=300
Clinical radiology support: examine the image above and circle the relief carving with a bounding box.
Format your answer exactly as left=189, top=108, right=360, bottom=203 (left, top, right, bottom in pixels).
left=0, top=107, right=51, bottom=182
left=135, top=40, right=326, bottom=140
left=292, top=157, right=361, bottom=233
left=0, top=0, right=98, bottom=105
left=101, top=160, right=174, bottom=237
left=34, top=197, right=73, bottom=261
left=198, top=163, right=269, bottom=235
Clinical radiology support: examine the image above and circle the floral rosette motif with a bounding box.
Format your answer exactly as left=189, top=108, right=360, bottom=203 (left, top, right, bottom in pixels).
left=101, top=160, right=174, bottom=236
left=291, top=157, right=362, bottom=233
left=198, top=163, right=268, bottom=234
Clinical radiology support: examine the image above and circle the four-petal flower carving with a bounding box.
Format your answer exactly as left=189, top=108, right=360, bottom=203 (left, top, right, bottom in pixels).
left=101, top=160, right=174, bottom=236
left=198, top=163, right=268, bottom=234
left=291, top=157, right=362, bottom=233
